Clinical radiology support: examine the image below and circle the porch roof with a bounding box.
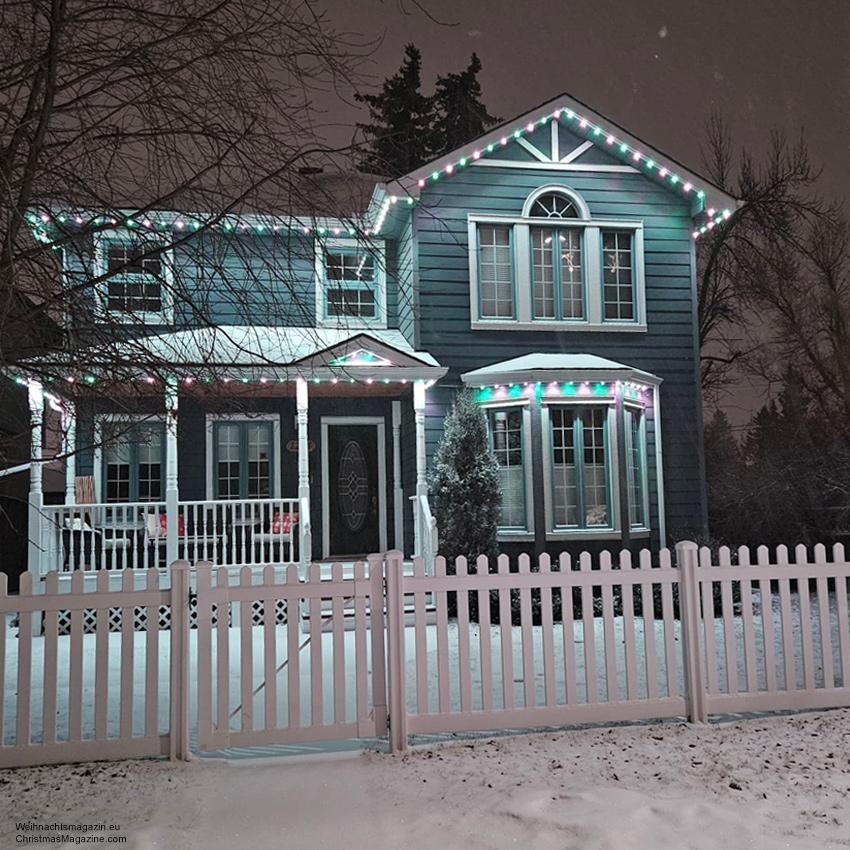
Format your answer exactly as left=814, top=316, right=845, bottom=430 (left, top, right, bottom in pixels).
left=460, top=353, right=662, bottom=387
left=39, top=327, right=447, bottom=384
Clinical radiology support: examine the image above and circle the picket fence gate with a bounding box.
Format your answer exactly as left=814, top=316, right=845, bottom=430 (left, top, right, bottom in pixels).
left=2, top=541, right=850, bottom=767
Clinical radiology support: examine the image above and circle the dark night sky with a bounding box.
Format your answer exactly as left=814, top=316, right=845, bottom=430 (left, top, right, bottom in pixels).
left=321, top=0, right=850, bottom=422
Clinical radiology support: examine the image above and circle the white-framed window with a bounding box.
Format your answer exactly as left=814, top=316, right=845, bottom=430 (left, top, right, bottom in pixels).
left=315, top=237, right=386, bottom=327
left=94, top=415, right=166, bottom=504
left=204, top=414, right=282, bottom=500
left=548, top=405, right=612, bottom=530
left=487, top=406, right=530, bottom=530
left=94, top=233, right=174, bottom=324
left=624, top=404, right=649, bottom=529
left=468, top=186, right=645, bottom=331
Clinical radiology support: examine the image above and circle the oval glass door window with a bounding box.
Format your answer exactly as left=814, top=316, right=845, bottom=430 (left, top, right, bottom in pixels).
left=337, top=440, right=369, bottom=531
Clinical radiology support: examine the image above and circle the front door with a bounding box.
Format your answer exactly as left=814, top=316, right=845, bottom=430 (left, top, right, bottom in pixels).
left=326, top=424, right=380, bottom=557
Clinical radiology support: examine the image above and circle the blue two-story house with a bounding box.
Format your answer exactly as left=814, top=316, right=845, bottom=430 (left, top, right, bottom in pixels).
left=23, top=93, right=737, bottom=579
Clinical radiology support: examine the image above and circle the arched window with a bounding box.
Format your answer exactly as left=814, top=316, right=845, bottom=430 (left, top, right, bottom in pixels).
left=528, top=192, right=580, bottom=219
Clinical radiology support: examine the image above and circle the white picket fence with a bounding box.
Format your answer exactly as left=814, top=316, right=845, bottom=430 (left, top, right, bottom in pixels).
left=2, top=542, right=850, bottom=767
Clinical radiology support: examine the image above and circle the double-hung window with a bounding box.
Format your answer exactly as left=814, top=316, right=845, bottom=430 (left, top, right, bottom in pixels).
left=549, top=406, right=611, bottom=529
left=488, top=408, right=527, bottom=529
left=317, top=238, right=386, bottom=326
left=214, top=421, right=275, bottom=500
left=97, top=235, right=173, bottom=324
left=469, top=187, right=644, bottom=330
left=624, top=406, right=648, bottom=528
left=102, top=421, right=165, bottom=503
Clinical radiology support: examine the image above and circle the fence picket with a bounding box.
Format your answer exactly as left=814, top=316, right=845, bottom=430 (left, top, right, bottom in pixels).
left=639, top=549, right=659, bottom=700
left=195, top=566, right=213, bottom=747
left=737, top=547, right=758, bottom=694
left=68, top=571, right=84, bottom=743
left=435, top=555, right=451, bottom=714
left=795, top=545, right=816, bottom=692
left=599, top=551, right=618, bottom=703
left=559, top=553, right=578, bottom=705
left=412, top=556, right=429, bottom=714
left=240, top=567, right=255, bottom=733
left=120, top=570, right=135, bottom=738
left=518, top=554, right=535, bottom=709
left=16, top=573, right=33, bottom=747
left=264, top=565, right=279, bottom=730
left=620, top=551, right=638, bottom=701
left=331, top=563, right=346, bottom=725
left=539, top=555, right=557, bottom=708
left=42, top=573, right=59, bottom=746
left=353, top=561, right=369, bottom=726
left=579, top=552, right=598, bottom=704
left=467, top=557, right=489, bottom=714
left=659, top=549, right=678, bottom=699
left=718, top=547, right=738, bottom=695
left=814, top=545, right=834, bottom=690
left=834, top=544, right=850, bottom=689
left=144, top=570, right=160, bottom=741
left=94, top=573, right=110, bottom=741
left=455, top=557, right=473, bottom=713
left=757, top=546, right=778, bottom=692
left=497, top=554, right=514, bottom=711
left=0, top=573, right=6, bottom=744
left=216, top=567, right=232, bottom=735
left=699, top=547, right=719, bottom=697
left=309, top=562, right=323, bottom=727
left=776, top=546, right=796, bottom=690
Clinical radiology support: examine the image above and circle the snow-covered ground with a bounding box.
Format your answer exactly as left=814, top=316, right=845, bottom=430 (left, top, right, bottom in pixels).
left=1, top=709, right=849, bottom=849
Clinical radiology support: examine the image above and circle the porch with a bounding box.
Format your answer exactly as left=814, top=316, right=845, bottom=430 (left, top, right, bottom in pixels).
left=23, top=327, right=445, bottom=581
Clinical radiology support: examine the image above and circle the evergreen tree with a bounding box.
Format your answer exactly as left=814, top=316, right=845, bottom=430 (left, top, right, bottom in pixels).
left=355, top=44, right=436, bottom=176
left=428, top=388, right=501, bottom=570
left=432, top=53, right=500, bottom=157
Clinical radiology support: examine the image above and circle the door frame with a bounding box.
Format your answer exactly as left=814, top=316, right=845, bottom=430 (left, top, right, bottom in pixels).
left=321, top=416, right=388, bottom=559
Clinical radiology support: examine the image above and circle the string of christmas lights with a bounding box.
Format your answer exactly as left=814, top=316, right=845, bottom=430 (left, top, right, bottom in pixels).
left=476, top=380, right=648, bottom=402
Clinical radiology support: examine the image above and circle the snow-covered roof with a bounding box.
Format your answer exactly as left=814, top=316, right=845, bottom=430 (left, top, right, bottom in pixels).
left=116, top=326, right=441, bottom=368
left=461, top=353, right=662, bottom=387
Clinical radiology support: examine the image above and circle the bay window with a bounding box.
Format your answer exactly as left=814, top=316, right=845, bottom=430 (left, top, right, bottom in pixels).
left=488, top=408, right=527, bottom=529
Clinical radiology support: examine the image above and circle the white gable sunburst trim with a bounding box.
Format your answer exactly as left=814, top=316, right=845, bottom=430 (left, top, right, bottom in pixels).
left=384, top=92, right=740, bottom=237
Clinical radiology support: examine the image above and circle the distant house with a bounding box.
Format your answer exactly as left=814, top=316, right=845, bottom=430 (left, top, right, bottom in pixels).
left=21, top=93, right=738, bottom=580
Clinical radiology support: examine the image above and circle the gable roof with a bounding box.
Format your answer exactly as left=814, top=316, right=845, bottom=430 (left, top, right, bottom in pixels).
left=382, top=92, right=739, bottom=236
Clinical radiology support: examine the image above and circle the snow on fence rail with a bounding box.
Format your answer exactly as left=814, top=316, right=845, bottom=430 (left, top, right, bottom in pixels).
left=3, top=542, right=850, bottom=767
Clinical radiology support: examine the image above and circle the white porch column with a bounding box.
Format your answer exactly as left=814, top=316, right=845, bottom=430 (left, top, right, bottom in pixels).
left=62, top=400, right=76, bottom=505
left=165, top=379, right=180, bottom=569
left=27, top=381, right=44, bottom=578
left=296, top=378, right=311, bottom=569
left=412, top=380, right=427, bottom=557
left=392, top=401, right=403, bottom=554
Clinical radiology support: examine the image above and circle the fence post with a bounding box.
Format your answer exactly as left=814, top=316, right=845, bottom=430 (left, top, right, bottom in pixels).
left=385, top=549, right=408, bottom=753
left=676, top=541, right=707, bottom=724
left=367, top=553, right=388, bottom=737
left=169, top=560, right=192, bottom=760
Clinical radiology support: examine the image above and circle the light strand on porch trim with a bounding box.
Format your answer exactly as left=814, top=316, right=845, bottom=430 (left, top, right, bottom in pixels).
left=475, top=380, right=647, bottom=402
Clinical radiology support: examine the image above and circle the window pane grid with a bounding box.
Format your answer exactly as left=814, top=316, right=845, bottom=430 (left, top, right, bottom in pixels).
left=103, top=422, right=163, bottom=502
left=550, top=407, right=609, bottom=529
left=324, top=250, right=378, bottom=319
left=105, top=242, right=165, bottom=314
left=627, top=409, right=646, bottom=527
left=216, top=422, right=273, bottom=499
left=490, top=409, right=526, bottom=528
left=602, top=231, right=634, bottom=320
left=479, top=225, right=513, bottom=318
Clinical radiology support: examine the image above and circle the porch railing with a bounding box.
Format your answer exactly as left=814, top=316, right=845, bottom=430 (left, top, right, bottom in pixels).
left=414, top=493, right=438, bottom=576
left=39, top=497, right=301, bottom=575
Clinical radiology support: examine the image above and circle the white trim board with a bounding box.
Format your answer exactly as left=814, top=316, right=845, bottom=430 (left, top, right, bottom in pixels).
left=320, top=416, right=388, bottom=559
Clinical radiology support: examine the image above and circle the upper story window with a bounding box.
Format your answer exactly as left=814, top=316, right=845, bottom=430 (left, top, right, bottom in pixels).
left=96, top=234, right=173, bottom=324
left=316, top=238, right=386, bottom=327
left=468, top=186, right=645, bottom=332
